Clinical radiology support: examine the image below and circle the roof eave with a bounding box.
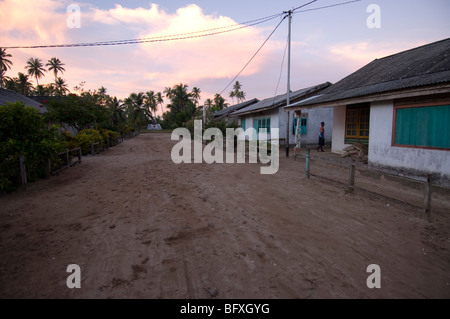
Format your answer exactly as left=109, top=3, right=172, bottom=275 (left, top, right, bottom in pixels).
left=284, top=83, right=450, bottom=110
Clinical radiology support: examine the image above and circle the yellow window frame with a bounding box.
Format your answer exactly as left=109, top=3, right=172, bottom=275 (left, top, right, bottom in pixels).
left=345, top=106, right=370, bottom=139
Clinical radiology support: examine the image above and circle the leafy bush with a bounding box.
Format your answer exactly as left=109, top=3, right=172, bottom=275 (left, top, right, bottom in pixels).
left=44, top=92, right=111, bottom=133
left=73, top=129, right=103, bottom=155
left=0, top=102, right=65, bottom=192
left=99, top=129, right=120, bottom=146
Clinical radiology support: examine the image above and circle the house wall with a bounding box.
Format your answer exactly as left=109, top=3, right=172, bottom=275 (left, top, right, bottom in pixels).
left=237, top=107, right=333, bottom=146
left=237, top=109, right=279, bottom=141
left=297, top=107, right=333, bottom=146
left=369, top=100, right=450, bottom=181
left=331, top=105, right=352, bottom=153
left=278, top=108, right=288, bottom=141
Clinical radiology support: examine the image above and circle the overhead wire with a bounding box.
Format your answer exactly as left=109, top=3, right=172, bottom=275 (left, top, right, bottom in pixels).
left=2, top=0, right=362, bottom=49
left=219, top=14, right=288, bottom=96
left=273, top=34, right=289, bottom=99
left=3, top=0, right=363, bottom=99
left=3, top=12, right=284, bottom=49
left=220, top=0, right=362, bottom=99
left=293, top=0, right=361, bottom=14
left=292, top=0, right=319, bottom=12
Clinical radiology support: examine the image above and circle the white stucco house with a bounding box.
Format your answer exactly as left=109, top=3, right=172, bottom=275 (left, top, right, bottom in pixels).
left=229, top=82, right=332, bottom=146
left=285, top=38, right=450, bottom=186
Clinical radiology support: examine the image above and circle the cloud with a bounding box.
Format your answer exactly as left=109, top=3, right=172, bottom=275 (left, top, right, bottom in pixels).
left=0, top=1, right=282, bottom=106
left=89, top=3, right=280, bottom=93
left=328, top=40, right=427, bottom=69
left=0, top=0, right=68, bottom=45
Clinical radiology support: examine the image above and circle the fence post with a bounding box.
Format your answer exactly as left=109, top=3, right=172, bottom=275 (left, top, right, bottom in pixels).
left=424, top=175, right=432, bottom=222
left=77, top=147, right=82, bottom=163
left=348, top=162, right=355, bottom=193
left=305, top=149, right=310, bottom=179
left=19, top=155, right=27, bottom=190
left=65, top=150, right=70, bottom=169
left=47, top=158, right=51, bottom=176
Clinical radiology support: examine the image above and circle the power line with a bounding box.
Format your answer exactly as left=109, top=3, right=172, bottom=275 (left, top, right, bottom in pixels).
left=3, top=13, right=284, bottom=49
left=293, top=0, right=362, bottom=14
left=292, top=0, right=318, bottom=12
left=273, top=34, right=289, bottom=99
left=219, top=15, right=288, bottom=97
left=3, top=0, right=362, bottom=50
left=220, top=0, right=362, bottom=99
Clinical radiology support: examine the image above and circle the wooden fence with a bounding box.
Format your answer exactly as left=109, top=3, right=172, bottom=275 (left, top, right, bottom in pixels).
left=17, top=131, right=140, bottom=190
left=295, top=148, right=438, bottom=222
left=51, top=147, right=82, bottom=174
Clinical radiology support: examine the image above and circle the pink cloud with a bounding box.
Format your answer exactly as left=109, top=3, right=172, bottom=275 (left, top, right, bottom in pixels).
left=0, top=1, right=283, bottom=109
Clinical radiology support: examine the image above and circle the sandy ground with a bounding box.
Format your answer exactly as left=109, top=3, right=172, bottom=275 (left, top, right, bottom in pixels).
left=0, top=132, right=449, bottom=299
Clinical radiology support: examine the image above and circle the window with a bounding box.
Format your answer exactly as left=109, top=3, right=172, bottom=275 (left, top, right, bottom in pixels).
left=345, top=103, right=370, bottom=144
left=300, top=118, right=307, bottom=135
left=294, top=117, right=307, bottom=135
left=253, top=118, right=271, bottom=140
left=394, top=104, right=450, bottom=149
left=241, top=118, right=246, bottom=130
left=253, top=118, right=271, bottom=133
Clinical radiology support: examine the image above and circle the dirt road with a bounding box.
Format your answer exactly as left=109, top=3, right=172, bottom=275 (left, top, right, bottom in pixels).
left=0, top=133, right=449, bottom=298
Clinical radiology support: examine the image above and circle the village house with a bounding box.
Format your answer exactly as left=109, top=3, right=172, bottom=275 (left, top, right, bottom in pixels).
left=0, top=88, right=45, bottom=113
left=212, top=98, right=259, bottom=124
left=285, top=38, right=450, bottom=186
left=229, top=82, right=332, bottom=146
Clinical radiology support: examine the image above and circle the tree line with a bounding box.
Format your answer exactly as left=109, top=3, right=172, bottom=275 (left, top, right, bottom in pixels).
left=0, top=47, right=247, bottom=130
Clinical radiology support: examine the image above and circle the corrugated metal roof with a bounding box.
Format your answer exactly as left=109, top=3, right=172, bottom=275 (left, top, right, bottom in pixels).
left=0, top=88, right=46, bottom=114
left=213, top=98, right=259, bottom=120
left=287, top=38, right=450, bottom=108
left=231, top=82, right=331, bottom=116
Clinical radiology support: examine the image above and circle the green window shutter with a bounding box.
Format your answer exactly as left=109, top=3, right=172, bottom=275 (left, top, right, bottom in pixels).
left=395, top=105, right=450, bottom=148
left=300, top=118, right=307, bottom=135
left=241, top=118, right=246, bottom=130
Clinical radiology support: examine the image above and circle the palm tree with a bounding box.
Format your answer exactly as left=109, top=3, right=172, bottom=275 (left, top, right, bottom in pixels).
left=107, top=96, right=125, bottom=129
left=4, top=78, right=16, bottom=91
left=163, top=86, right=173, bottom=100
left=229, top=81, right=246, bottom=104
left=236, top=90, right=246, bottom=103
left=144, top=91, right=158, bottom=124
left=16, top=72, right=33, bottom=95
left=166, top=83, right=195, bottom=113
left=55, top=77, right=69, bottom=95
left=213, top=93, right=228, bottom=111
left=46, top=57, right=65, bottom=82
left=97, top=86, right=108, bottom=104
left=229, top=90, right=236, bottom=104
left=98, top=86, right=107, bottom=96
left=156, top=92, right=164, bottom=117
left=124, top=92, right=152, bottom=131
left=192, top=87, right=201, bottom=106
left=204, top=98, right=213, bottom=109
left=0, top=48, right=13, bottom=88
left=25, top=58, right=46, bottom=94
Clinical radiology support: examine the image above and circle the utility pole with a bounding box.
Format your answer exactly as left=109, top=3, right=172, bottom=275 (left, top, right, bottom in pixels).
left=285, top=10, right=292, bottom=157
left=203, top=102, right=206, bottom=123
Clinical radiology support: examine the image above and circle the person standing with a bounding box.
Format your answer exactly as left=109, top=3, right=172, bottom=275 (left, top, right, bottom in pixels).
left=317, top=121, right=325, bottom=152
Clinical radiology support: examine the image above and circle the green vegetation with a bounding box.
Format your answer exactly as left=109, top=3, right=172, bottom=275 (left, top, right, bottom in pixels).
left=0, top=102, right=66, bottom=192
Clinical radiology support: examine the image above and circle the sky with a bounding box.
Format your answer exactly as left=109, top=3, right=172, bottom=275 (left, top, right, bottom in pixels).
left=1, top=0, right=449, bottom=116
